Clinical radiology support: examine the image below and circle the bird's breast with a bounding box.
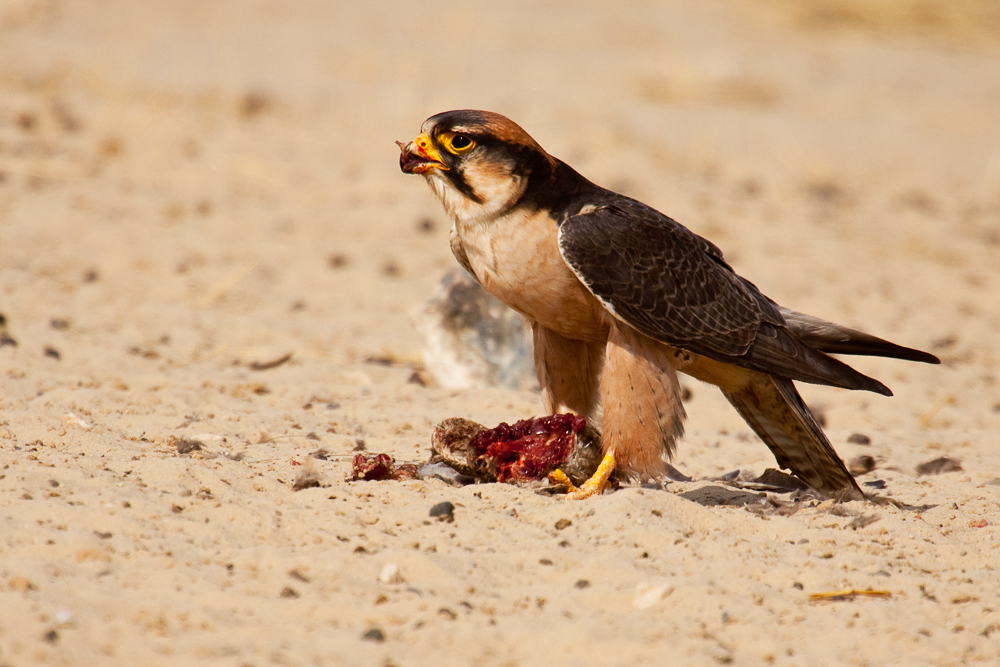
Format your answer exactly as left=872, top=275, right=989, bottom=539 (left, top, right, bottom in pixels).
left=452, top=208, right=608, bottom=343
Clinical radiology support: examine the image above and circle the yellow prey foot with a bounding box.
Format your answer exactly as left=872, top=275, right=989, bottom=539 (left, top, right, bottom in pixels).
left=548, top=450, right=617, bottom=499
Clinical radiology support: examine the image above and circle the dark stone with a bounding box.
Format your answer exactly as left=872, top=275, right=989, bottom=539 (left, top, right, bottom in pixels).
left=362, top=627, right=385, bottom=642
left=916, top=457, right=963, bottom=476
left=429, top=501, right=455, bottom=522
left=848, top=455, right=876, bottom=475
left=176, top=439, right=203, bottom=454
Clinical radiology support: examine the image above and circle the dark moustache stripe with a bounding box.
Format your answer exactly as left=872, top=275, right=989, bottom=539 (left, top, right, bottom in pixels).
left=443, top=168, right=484, bottom=204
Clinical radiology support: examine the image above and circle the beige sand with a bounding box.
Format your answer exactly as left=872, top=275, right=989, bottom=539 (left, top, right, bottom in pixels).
left=1, top=1, right=999, bottom=665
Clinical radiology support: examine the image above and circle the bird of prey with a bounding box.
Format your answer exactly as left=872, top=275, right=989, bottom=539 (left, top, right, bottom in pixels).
left=397, top=110, right=939, bottom=500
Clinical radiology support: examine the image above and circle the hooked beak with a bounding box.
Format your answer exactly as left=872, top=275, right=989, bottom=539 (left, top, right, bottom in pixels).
left=397, top=132, right=449, bottom=174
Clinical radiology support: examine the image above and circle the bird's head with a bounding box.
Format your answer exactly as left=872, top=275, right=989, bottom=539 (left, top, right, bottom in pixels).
left=397, top=110, right=555, bottom=222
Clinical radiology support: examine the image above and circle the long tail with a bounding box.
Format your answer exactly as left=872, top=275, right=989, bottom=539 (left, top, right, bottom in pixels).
left=779, top=308, right=940, bottom=365
left=722, top=372, right=864, bottom=500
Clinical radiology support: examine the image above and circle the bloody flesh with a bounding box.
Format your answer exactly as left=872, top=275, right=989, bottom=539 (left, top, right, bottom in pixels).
left=470, top=414, right=586, bottom=482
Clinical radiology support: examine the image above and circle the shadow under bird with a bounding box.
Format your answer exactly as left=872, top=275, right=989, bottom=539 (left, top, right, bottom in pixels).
left=398, top=110, right=939, bottom=500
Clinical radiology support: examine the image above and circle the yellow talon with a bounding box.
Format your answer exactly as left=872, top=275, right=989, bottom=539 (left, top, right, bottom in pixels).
left=548, top=450, right=616, bottom=499
left=548, top=468, right=575, bottom=489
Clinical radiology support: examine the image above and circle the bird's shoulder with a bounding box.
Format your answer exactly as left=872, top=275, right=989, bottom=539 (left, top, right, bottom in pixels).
left=553, top=187, right=728, bottom=266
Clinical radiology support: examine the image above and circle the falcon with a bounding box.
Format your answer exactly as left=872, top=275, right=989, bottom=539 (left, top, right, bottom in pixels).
left=397, top=110, right=939, bottom=500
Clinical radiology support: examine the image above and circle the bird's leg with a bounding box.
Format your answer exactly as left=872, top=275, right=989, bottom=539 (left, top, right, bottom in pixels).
left=533, top=323, right=616, bottom=497
left=598, top=323, right=685, bottom=479
left=549, top=323, right=685, bottom=498
left=531, top=322, right=604, bottom=417
left=549, top=449, right=617, bottom=499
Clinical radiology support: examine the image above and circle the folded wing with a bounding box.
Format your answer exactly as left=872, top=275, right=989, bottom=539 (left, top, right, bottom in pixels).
left=557, top=198, right=935, bottom=396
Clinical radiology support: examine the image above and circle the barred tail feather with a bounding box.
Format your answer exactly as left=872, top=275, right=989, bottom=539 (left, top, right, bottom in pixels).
left=722, top=374, right=863, bottom=500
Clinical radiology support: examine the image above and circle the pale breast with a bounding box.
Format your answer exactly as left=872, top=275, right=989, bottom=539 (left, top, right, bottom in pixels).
left=453, top=208, right=609, bottom=343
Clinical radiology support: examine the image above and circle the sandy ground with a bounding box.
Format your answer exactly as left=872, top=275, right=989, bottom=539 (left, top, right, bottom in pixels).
left=2, top=1, right=1000, bottom=665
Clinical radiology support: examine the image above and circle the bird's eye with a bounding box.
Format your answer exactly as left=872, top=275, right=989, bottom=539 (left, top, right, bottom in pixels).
left=443, top=133, right=476, bottom=154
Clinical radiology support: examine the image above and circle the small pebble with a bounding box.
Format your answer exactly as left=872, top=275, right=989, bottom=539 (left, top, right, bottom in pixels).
left=574, top=579, right=591, bottom=589
left=848, top=455, right=876, bottom=475
left=849, top=514, right=880, bottom=530
left=916, top=457, right=963, bottom=476
left=327, top=254, right=349, bottom=269
left=379, top=563, right=404, bottom=585
left=633, top=583, right=674, bottom=609
left=292, top=470, right=322, bottom=491
left=176, top=439, right=203, bottom=454
left=362, top=628, right=385, bottom=642
left=847, top=433, right=871, bottom=445
left=554, top=518, right=572, bottom=530
left=429, top=501, right=455, bottom=522
left=17, top=111, right=37, bottom=131
left=239, top=91, right=271, bottom=118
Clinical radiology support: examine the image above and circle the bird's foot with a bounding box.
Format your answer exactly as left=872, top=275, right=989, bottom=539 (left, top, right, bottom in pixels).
left=549, top=450, right=616, bottom=499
